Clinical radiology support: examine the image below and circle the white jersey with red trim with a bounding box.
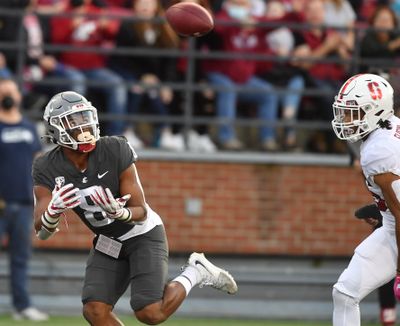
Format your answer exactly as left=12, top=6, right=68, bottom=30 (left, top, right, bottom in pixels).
left=360, top=115, right=400, bottom=231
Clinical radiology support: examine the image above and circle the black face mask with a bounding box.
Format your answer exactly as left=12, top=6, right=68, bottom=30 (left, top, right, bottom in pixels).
left=1, top=96, right=15, bottom=111
left=71, top=0, right=84, bottom=7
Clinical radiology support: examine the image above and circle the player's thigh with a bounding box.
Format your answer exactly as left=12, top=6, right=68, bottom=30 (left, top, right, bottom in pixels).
left=127, top=226, right=169, bottom=311
left=334, top=227, right=397, bottom=300
left=82, top=248, right=130, bottom=306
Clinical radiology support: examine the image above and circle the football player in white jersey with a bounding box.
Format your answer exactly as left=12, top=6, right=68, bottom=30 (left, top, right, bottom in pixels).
left=331, top=73, right=400, bottom=325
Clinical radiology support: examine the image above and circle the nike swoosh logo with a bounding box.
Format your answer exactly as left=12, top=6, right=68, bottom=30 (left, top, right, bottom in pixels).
left=97, top=171, right=109, bottom=179
left=195, top=260, right=207, bottom=270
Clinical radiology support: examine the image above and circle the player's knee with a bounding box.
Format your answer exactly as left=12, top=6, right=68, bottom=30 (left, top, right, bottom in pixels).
left=135, top=305, right=167, bottom=325
left=82, top=302, right=110, bottom=322
left=332, top=287, right=359, bottom=307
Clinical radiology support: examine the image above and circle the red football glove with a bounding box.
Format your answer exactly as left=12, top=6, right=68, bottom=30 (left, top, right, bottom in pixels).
left=393, top=275, right=400, bottom=300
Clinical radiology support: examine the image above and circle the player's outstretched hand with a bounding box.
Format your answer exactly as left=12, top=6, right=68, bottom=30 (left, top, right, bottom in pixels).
left=394, top=275, right=400, bottom=300
left=47, top=183, right=81, bottom=217
left=90, top=186, right=131, bottom=220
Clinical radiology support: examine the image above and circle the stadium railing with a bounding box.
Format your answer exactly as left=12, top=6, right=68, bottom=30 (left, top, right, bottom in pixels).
left=0, top=8, right=396, bottom=160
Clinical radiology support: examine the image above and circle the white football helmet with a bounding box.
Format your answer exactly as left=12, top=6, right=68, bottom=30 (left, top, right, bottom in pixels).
left=331, top=73, right=394, bottom=142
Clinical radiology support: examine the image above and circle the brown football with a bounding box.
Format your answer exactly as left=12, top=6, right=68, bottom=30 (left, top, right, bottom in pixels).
left=166, top=2, right=214, bottom=37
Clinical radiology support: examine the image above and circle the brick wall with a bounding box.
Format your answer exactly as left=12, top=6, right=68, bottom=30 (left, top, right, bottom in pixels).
left=34, top=161, right=373, bottom=256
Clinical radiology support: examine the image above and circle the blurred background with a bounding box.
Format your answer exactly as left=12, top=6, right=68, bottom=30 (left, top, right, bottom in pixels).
left=0, top=0, right=398, bottom=324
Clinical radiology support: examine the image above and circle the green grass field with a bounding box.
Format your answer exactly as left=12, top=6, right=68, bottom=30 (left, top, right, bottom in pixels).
left=0, top=315, right=381, bottom=326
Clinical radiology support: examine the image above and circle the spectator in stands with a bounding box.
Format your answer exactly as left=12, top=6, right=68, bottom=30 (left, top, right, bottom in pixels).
left=324, top=0, right=356, bottom=57
left=291, top=0, right=348, bottom=153
left=256, top=0, right=305, bottom=150
left=360, top=5, right=400, bottom=74
left=103, top=0, right=127, bottom=7
left=205, top=0, right=279, bottom=151
left=0, top=78, right=48, bottom=321
left=169, top=0, right=218, bottom=153
left=35, top=1, right=68, bottom=42
left=0, top=2, right=27, bottom=75
left=26, top=0, right=88, bottom=96
left=35, top=0, right=67, bottom=14
left=36, top=0, right=104, bottom=12
left=250, top=0, right=266, bottom=17
left=360, top=5, right=400, bottom=107
left=0, top=0, right=85, bottom=110
left=356, top=0, right=382, bottom=21
left=109, top=0, right=183, bottom=150
left=51, top=0, right=128, bottom=136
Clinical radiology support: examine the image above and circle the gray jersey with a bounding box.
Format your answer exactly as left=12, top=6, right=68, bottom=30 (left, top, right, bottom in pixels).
left=33, top=136, right=138, bottom=238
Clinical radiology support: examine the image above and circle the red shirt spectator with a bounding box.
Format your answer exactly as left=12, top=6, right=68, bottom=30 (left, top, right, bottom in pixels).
left=291, top=0, right=346, bottom=82
left=300, top=29, right=345, bottom=81
left=103, top=0, right=127, bottom=7
left=204, top=9, right=260, bottom=83
left=51, top=2, right=115, bottom=70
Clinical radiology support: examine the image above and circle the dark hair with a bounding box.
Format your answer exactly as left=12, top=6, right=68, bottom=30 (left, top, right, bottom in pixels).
left=130, top=0, right=180, bottom=48
left=369, top=5, right=398, bottom=28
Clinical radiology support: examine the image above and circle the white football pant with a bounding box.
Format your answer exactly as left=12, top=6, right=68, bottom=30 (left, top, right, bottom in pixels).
left=333, top=227, right=397, bottom=326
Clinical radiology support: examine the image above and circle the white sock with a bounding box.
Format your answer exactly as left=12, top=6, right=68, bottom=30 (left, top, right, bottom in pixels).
left=172, top=265, right=201, bottom=296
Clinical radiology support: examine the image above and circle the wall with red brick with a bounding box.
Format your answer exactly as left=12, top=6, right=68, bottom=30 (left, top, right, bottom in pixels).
left=34, top=160, right=373, bottom=256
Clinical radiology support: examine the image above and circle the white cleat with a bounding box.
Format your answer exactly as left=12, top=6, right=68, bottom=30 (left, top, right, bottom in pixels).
left=188, top=252, right=238, bottom=294
left=12, top=307, right=49, bottom=321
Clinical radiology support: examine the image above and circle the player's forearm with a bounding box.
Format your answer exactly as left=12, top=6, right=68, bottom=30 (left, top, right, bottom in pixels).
left=127, top=205, right=147, bottom=224
left=34, top=203, right=49, bottom=232
left=34, top=202, right=60, bottom=239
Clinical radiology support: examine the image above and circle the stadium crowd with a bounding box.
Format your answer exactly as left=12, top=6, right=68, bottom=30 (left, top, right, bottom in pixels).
left=0, top=0, right=399, bottom=153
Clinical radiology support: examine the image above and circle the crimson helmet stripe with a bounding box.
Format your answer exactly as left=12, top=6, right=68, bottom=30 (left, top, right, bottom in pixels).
left=339, top=74, right=364, bottom=99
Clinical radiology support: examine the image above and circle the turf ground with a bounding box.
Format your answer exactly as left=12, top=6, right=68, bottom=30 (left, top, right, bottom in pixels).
left=0, top=315, right=381, bottom=326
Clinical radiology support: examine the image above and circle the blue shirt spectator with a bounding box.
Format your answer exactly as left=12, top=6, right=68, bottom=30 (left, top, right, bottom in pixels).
left=0, top=118, right=41, bottom=203
left=0, top=78, right=48, bottom=321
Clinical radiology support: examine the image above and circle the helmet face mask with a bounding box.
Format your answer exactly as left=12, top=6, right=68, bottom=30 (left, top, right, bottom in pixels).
left=331, top=74, right=394, bottom=143
left=332, top=100, right=373, bottom=142
left=44, top=92, right=100, bottom=152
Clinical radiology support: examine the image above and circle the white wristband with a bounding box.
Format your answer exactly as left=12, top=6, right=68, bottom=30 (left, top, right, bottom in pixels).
left=41, top=211, right=60, bottom=229
left=116, top=208, right=132, bottom=223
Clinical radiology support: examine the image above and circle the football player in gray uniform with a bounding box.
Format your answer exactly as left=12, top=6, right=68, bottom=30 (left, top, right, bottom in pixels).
left=32, top=91, right=238, bottom=325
